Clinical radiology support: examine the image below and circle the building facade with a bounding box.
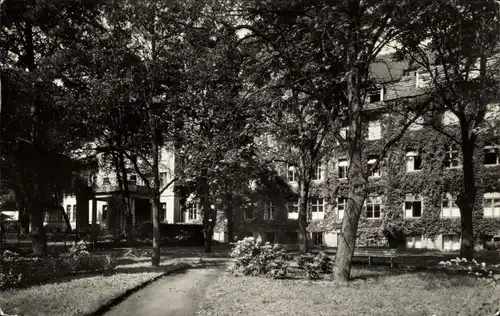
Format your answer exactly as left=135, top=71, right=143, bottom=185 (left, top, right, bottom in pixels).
left=232, top=59, right=500, bottom=251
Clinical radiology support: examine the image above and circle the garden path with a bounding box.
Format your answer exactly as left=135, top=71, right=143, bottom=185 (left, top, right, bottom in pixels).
left=103, top=265, right=224, bottom=316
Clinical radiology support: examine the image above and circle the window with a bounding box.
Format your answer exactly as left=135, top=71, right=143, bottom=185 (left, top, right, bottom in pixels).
left=160, top=202, right=167, bottom=221
left=244, top=209, right=254, bottom=220
left=66, top=205, right=72, bottom=221
left=443, top=235, right=461, bottom=251
left=72, top=205, right=77, bottom=222
left=337, top=197, right=347, bottom=219
left=405, top=151, right=422, bottom=172
left=369, top=88, right=382, bottom=103
left=264, top=201, right=275, bottom=220
left=368, top=156, right=381, bottom=177
left=312, top=232, right=324, bottom=245
left=287, top=199, right=299, bottom=219
left=287, top=165, right=297, bottom=182
left=310, top=198, right=324, bottom=220
left=484, top=142, right=500, bottom=166
left=366, top=196, right=382, bottom=219
left=442, top=193, right=460, bottom=218
left=367, top=120, right=382, bottom=140
left=102, top=205, right=108, bottom=221
left=188, top=204, right=198, bottom=220
left=265, top=231, right=275, bottom=244
left=102, top=177, right=111, bottom=185
left=160, top=172, right=168, bottom=184
left=312, top=164, right=323, bottom=181
left=129, top=174, right=137, bottom=185
left=442, top=110, right=459, bottom=126
left=444, top=144, right=460, bottom=168
left=338, top=159, right=348, bottom=179
left=286, top=231, right=298, bottom=244
left=484, top=192, right=500, bottom=218
left=404, top=194, right=422, bottom=218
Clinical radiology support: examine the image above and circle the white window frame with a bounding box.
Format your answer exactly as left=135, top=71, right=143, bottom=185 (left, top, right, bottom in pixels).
left=484, top=192, right=500, bottom=218
left=338, top=159, right=348, bottom=179
left=441, top=193, right=460, bottom=218
left=405, top=151, right=422, bottom=172
left=337, top=197, right=347, bottom=220
left=287, top=165, right=297, bottom=182
left=368, top=157, right=381, bottom=178
left=484, top=142, right=500, bottom=166
left=310, top=198, right=324, bottom=220
left=264, top=201, right=275, bottom=220
left=444, top=144, right=461, bottom=169
left=102, top=177, right=111, bottom=185
left=404, top=194, right=423, bottom=218
left=366, top=196, right=382, bottom=219
left=312, top=232, right=324, bottom=245
left=312, top=164, right=323, bottom=181
left=367, top=120, right=382, bottom=140
left=188, top=204, right=198, bottom=220
left=368, top=87, right=384, bottom=103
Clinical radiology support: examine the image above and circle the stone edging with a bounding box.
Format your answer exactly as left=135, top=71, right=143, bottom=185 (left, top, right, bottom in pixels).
left=84, top=261, right=193, bottom=316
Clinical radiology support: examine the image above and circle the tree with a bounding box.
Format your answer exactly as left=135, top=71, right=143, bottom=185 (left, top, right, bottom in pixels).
left=256, top=89, right=334, bottom=253
left=238, top=0, right=425, bottom=281
left=0, top=0, right=102, bottom=255
left=397, top=0, right=500, bottom=259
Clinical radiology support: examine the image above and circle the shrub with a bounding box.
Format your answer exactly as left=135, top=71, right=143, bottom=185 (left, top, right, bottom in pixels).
left=228, top=237, right=291, bottom=279
left=438, top=257, right=500, bottom=279
left=0, top=243, right=115, bottom=290
left=297, top=252, right=333, bottom=280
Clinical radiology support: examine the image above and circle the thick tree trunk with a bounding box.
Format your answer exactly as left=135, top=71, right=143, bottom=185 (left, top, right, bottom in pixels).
left=333, top=63, right=367, bottom=282
left=457, top=136, right=476, bottom=260
left=298, top=178, right=309, bottom=254
left=29, top=200, right=47, bottom=256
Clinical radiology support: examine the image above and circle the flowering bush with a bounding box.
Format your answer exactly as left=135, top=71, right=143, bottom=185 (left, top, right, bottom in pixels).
left=297, top=252, right=333, bottom=280
left=228, top=237, right=291, bottom=279
left=437, top=257, right=500, bottom=279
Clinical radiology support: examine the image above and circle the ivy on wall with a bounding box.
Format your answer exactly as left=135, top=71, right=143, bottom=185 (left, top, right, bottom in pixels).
left=233, top=111, right=500, bottom=246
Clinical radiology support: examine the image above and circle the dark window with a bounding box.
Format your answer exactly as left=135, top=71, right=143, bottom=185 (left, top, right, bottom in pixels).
left=103, top=177, right=111, bottom=185
left=265, top=231, right=275, bottom=244
left=312, top=232, right=324, bottom=245
left=484, top=146, right=499, bottom=165
left=66, top=205, right=72, bottom=221
left=369, top=90, right=381, bottom=103
left=102, top=205, right=108, bottom=221
left=286, top=231, right=298, bottom=244
left=129, top=175, right=137, bottom=185
left=160, top=203, right=166, bottom=221
left=72, top=205, right=77, bottom=222
left=244, top=209, right=254, bottom=220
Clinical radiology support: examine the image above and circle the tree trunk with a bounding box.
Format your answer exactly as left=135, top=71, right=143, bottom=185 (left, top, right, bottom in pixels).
left=29, top=200, right=47, bottom=256
left=151, top=142, right=161, bottom=267
left=201, top=174, right=215, bottom=253
left=333, top=63, right=367, bottom=282
left=298, top=178, right=309, bottom=254
left=224, top=192, right=234, bottom=243
left=59, top=206, right=72, bottom=233
left=457, top=135, right=476, bottom=260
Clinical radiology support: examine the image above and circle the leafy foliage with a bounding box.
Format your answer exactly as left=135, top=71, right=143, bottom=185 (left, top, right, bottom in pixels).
left=297, top=252, right=333, bottom=280
left=228, top=237, right=291, bottom=279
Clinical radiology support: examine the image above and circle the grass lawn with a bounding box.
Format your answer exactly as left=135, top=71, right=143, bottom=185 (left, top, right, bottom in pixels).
left=197, top=267, right=500, bottom=316
left=0, top=256, right=192, bottom=316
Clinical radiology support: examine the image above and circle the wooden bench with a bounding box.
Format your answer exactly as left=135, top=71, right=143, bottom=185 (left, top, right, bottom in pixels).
left=353, top=248, right=397, bottom=267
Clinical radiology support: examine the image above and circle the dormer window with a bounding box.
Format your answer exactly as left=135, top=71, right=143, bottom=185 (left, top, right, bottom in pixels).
left=369, top=87, right=384, bottom=103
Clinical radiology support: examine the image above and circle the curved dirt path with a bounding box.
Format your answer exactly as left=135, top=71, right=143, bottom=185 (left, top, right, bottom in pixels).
left=103, top=266, right=223, bottom=316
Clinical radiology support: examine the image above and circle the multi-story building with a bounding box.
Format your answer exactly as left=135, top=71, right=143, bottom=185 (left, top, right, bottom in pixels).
left=232, top=56, right=500, bottom=251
